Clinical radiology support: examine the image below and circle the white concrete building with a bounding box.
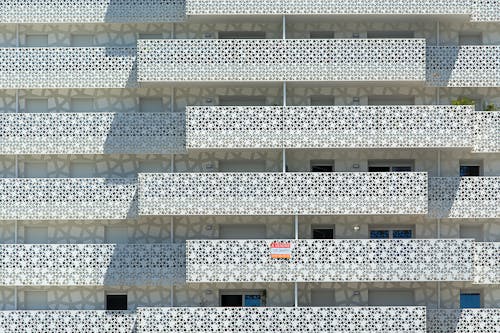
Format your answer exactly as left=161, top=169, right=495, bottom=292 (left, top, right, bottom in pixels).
left=0, top=1, right=498, bottom=332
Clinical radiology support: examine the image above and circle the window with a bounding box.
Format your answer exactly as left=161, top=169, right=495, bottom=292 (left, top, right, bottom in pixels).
left=69, top=161, right=95, bottom=178
left=220, top=290, right=265, bottom=307
left=25, top=34, right=48, bottom=47
left=218, top=160, right=266, bottom=172
left=24, top=226, right=48, bottom=244
left=310, top=95, right=335, bottom=106
left=460, top=161, right=482, bottom=176
left=312, top=225, right=335, bottom=239
left=368, top=160, right=414, bottom=172
left=23, top=291, right=48, bottom=310
left=368, top=95, right=415, bottom=106
left=310, top=31, right=335, bottom=39
left=23, top=161, right=49, bottom=178
left=369, top=226, right=414, bottom=239
left=105, top=226, right=129, bottom=244
left=367, top=31, right=415, bottom=38
left=218, top=96, right=266, bottom=106
left=219, top=224, right=267, bottom=239
left=310, top=160, right=334, bottom=172
left=71, top=98, right=94, bottom=112
left=70, top=34, right=94, bottom=47
left=218, top=31, right=266, bottom=39
left=460, top=292, right=481, bottom=308
left=106, top=294, right=128, bottom=310
left=368, top=290, right=415, bottom=306
left=460, top=225, right=484, bottom=242
left=139, top=97, right=163, bottom=113
left=25, top=98, right=48, bottom=113
left=458, top=32, right=482, bottom=45
left=311, top=289, right=335, bottom=306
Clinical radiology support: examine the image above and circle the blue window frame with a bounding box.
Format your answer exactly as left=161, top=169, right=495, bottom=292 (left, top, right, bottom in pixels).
left=244, top=295, right=262, bottom=307
left=460, top=293, right=481, bottom=308
left=393, top=230, right=412, bottom=239
left=370, top=230, right=390, bottom=239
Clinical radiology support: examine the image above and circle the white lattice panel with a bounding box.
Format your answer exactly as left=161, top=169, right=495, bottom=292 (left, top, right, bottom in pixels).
left=0, top=0, right=185, bottom=23
left=0, top=244, right=185, bottom=286
left=138, top=39, right=426, bottom=82
left=0, top=311, right=136, bottom=333
left=426, top=46, right=500, bottom=87
left=186, top=106, right=282, bottom=149
left=186, top=239, right=473, bottom=282
left=471, top=0, right=500, bottom=21
left=137, top=307, right=427, bottom=333
left=0, top=112, right=186, bottom=155
left=473, top=242, right=499, bottom=284
left=473, top=111, right=500, bottom=153
left=138, top=172, right=428, bottom=216
left=0, top=178, right=137, bottom=220
left=0, top=48, right=137, bottom=89
left=428, top=177, right=500, bottom=219
left=427, top=309, right=500, bottom=333
left=186, top=0, right=471, bottom=15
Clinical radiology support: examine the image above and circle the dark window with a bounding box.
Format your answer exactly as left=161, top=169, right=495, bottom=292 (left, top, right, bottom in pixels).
left=313, top=228, right=334, bottom=239
left=106, top=295, right=127, bottom=310
left=393, top=230, right=412, bottom=239
left=218, top=31, right=266, bottom=39
left=392, top=166, right=412, bottom=172
left=460, top=166, right=480, bottom=177
left=311, top=165, right=333, bottom=172
left=369, top=166, right=391, bottom=172
left=221, top=295, right=243, bottom=307
left=460, top=293, right=481, bottom=308
left=370, top=230, right=390, bottom=239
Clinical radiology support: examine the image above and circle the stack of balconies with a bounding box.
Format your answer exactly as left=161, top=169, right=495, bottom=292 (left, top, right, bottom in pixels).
left=0, top=1, right=499, bottom=332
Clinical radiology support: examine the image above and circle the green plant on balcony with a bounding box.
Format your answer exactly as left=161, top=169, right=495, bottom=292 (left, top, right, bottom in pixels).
left=483, top=103, right=497, bottom=111
left=451, top=97, right=497, bottom=111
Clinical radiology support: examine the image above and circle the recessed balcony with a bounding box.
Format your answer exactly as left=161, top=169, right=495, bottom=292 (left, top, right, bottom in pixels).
left=185, top=0, right=471, bottom=16
left=138, top=172, right=428, bottom=216
left=186, top=105, right=476, bottom=149
left=0, top=311, right=136, bottom=332
left=428, top=177, right=500, bottom=219
left=186, top=239, right=473, bottom=283
left=426, top=46, right=500, bottom=87
left=137, top=39, right=426, bottom=82
left=0, top=112, right=186, bottom=155
left=0, top=0, right=186, bottom=23
left=0, top=178, right=137, bottom=220
left=0, top=47, right=136, bottom=89
left=0, top=244, right=185, bottom=286
left=137, top=306, right=427, bottom=333
left=427, top=309, right=500, bottom=333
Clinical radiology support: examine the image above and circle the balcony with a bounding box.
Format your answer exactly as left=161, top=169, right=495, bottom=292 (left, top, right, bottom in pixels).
left=473, top=242, right=499, bottom=284
left=473, top=111, right=499, bottom=153
left=471, top=0, right=500, bottom=22
left=0, top=178, right=137, bottom=220
left=426, top=46, right=500, bottom=87
left=0, top=112, right=186, bottom=155
left=428, top=177, right=500, bottom=219
left=0, top=311, right=136, bottom=332
left=427, top=309, right=500, bottom=333
left=185, top=0, right=471, bottom=16
left=137, top=39, right=426, bottom=82
left=0, top=0, right=186, bottom=23
left=137, top=306, right=427, bottom=333
left=138, top=172, right=428, bottom=216
left=186, top=239, right=472, bottom=282
left=186, top=105, right=475, bottom=149
left=0, top=244, right=185, bottom=286
left=0, top=47, right=136, bottom=89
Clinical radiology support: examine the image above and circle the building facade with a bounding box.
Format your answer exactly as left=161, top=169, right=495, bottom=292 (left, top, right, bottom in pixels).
left=0, top=0, right=499, bottom=332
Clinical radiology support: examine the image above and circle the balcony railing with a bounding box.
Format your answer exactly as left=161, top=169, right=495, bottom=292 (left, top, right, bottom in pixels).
left=0, top=47, right=136, bottom=89
left=427, top=309, right=500, bottom=333
left=186, top=105, right=476, bottom=149
left=0, top=311, right=136, bottom=333
left=473, top=242, right=499, bottom=284
left=186, top=239, right=473, bottom=282
left=428, top=177, right=500, bottom=218
left=0, top=244, right=185, bottom=286
left=138, top=39, right=426, bottom=82
left=471, top=0, right=500, bottom=22
left=0, top=0, right=186, bottom=23
left=426, top=46, right=500, bottom=87
left=138, top=172, right=428, bottom=216
left=0, top=178, right=137, bottom=220
left=137, top=307, right=427, bottom=333
left=473, top=111, right=499, bottom=153
left=185, top=0, right=471, bottom=16
left=0, top=112, right=186, bottom=155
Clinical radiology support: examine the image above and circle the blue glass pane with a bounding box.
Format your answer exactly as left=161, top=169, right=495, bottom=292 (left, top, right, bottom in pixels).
left=393, top=230, right=412, bottom=239
left=460, top=294, right=481, bottom=308
left=244, top=295, right=262, bottom=307
left=392, top=166, right=412, bottom=172
left=370, top=230, right=389, bottom=239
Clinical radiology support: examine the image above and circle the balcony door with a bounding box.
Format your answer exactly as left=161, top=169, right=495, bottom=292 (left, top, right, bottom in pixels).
left=220, top=290, right=265, bottom=307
